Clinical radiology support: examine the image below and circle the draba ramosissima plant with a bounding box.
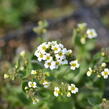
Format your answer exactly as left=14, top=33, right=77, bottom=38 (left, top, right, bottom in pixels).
left=25, top=41, right=79, bottom=102
left=4, top=41, right=79, bottom=104
left=4, top=22, right=109, bottom=108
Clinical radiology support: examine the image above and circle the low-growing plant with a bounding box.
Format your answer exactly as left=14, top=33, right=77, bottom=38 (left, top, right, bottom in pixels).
left=4, top=21, right=109, bottom=109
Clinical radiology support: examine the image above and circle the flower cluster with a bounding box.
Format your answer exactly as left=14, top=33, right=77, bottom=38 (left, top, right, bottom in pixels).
left=78, top=23, right=97, bottom=39
left=34, top=41, right=79, bottom=70
left=53, top=84, right=78, bottom=97
left=77, top=23, right=97, bottom=44
left=86, top=63, right=109, bottom=79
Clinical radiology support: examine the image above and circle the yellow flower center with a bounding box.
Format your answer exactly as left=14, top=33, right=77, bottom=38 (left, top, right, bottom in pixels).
left=59, top=52, right=63, bottom=56
left=56, top=61, right=59, bottom=65
left=71, top=87, right=75, bottom=90
left=89, top=32, right=94, bottom=36
left=31, top=83, right=35, bottom=87
left=40, top=54, right=43, bottom=58
left=104, top=72, right=108, bottom=75
left=42, top=46, right=47, bottom=50
left=54, top=47, right=58, bottom=51
left=46, top=56, right=50, bottom=60
left=71, top=63, right=76, bottom=67
left=48, top=62, right=51, bottom=66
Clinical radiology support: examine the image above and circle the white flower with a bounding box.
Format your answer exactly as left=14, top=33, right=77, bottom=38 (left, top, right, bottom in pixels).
left=87, top=67, right=92, bottom=77
left=37, top=52, right=46, bottom=61
left=62, top=48, right=67, bottom=54
left=54, top=87, right=60, bottom=97
left=43, top=80, right=49, bottom=88
left=55, top=51, right=65, bottom=60
left=52, top=41, right=57, bottom=45
left=59, top=43, right=64, bottom=48
left=86, top=29, right=97, bottom=39
left=61, top=59, right=68, bottom=65
left=66, top=49, right=72, bottom=55
left=34, top=50, right=39, bottom=57
left=44, top=54, right=53, bottom=62
left=50, top=61, right=56, bottom=70
left=68, top=84, right=78, bottom=94
left=101, top=63, right=106, bottom=67
left=28, top=81, right=37, bottom=88
left=44, top=61, right=56, bottom=70
left=44, top=61, right=52, bottom=69
left=52, top=45, right=61, bottom=53
left=37, top=43, right=49, bottom=54
left=55, top=60, right=61, bottom=68
left=101, top=68, right=109, bottom=79
left=70, top=60, right=80, bottom=70
left=31, top=70, right=37, bottom=75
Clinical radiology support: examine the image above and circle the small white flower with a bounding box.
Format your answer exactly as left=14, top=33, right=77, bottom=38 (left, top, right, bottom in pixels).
left=86, top=29, right=97, bottom=39
left=34, top=50, right=39, bottom=57
left=62, top=48, right=67, bottom=54
left=37, top=43, right=48, bottom=54
left=44, top=61, right=56, bottom=70
left=70, top=60, right=80, bottom=70
left=28, top=81, right=37, bottom=88
left=44, top=61, right=52, bottom=69
left=54, top=87, right=60, bottom=97
left=68, top=84, right=78, bottom=94
left=52, top=41, right=57, bottom=45
left=37, top=52, right=46, bottom=61
left=55, top=51, right=65, bottom=60
left=101, top=63, right=106, bottom=67
left=50, top=61, right=56, bottom=70
left=101, top=68, right=109, bottom=79
left=52, top=45, right=61, bottom=53
left=87, top=67, right=92, bottom=77
left=55, top=60, right=61, bottom=68
left=66, top=49, right=72, bottom=55
left=31, top=70, right=37, bottom=75
left=44, top=54, right=53, bottom=62
left=61, top=59, right=68, bottom=65
left=59, top=43, right=64, bottom=48
left=43, top=80, right=49, bottom=88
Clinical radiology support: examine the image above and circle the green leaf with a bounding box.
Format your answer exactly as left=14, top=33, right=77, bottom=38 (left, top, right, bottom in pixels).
left=88, top=96, right=102, bottom=106
left=22, top=81, right=28, bottom=93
